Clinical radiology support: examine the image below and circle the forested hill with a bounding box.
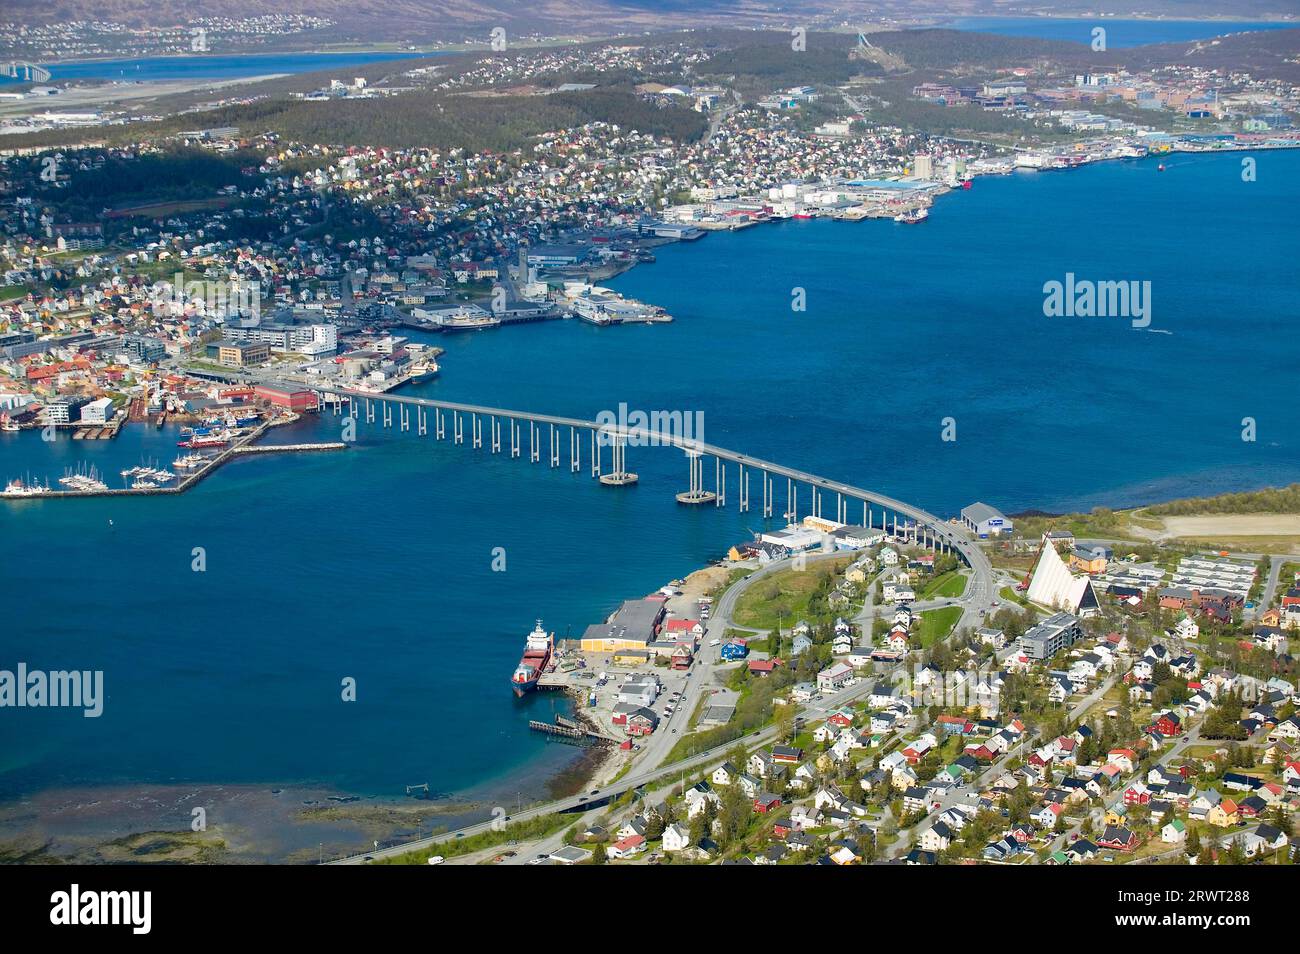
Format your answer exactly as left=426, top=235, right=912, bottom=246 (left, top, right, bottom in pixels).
left=5, top=85, right=708, bottom=152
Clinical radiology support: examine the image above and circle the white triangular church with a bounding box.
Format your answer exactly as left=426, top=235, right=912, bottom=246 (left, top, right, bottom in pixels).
left=1026, top=536, right=1100, bottom=617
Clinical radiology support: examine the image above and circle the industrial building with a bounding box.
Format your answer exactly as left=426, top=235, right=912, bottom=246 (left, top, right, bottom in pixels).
left=960, top=502, right=1012, bottom=537
left=580, top=598, right=665, bottom=652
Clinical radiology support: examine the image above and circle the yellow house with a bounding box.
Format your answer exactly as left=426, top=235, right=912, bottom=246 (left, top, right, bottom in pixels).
left=1207, top=799, right=1239, bottom=828
left=845, top=566, right=868, bottom=584
left=1104, top=805, right=1128, bottom=827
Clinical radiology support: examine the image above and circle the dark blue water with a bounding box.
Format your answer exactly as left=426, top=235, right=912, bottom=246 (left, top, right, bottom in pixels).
left=0, top=52, right=427, bottom=85
left=947, top=17, right=1296, bottom=47
left=2, top=150, right=1297, bottom=804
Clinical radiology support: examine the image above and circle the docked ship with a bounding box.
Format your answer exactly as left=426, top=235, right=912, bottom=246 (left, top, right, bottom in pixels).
left=893, top=207, right=929, bottom=224
left=510, top=620, right=554, bottom=696
left=177, top=430, right=230, bottom=449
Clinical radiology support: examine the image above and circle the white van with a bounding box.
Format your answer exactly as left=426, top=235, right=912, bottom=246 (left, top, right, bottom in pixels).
left=427, top=855, right=445, bottom=865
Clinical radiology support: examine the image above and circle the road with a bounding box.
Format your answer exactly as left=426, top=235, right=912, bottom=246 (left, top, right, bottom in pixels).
left=330, top=639, right=938, bottom=865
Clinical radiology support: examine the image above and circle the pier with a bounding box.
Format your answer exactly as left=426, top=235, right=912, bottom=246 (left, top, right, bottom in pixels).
left=3, top=421, right=346, bottom=500
left=528, top=718, right=620, bottom=745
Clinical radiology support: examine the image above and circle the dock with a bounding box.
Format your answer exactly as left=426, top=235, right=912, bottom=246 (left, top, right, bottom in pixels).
left=2, top=423, right=346, bottom=501
left=528, top=718, right=620, bottom=745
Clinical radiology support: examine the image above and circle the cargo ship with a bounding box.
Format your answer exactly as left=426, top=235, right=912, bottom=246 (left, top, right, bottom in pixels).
left=511, top=620, right=553, bottom=696
left=893, top=208, right=929, bottom=224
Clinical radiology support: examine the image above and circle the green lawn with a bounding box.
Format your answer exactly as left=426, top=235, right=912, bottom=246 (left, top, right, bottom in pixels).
left=922, top=572, right=967, bottom=600
left=732, top=556, right=852, bottom=631
left=914, top=606, right=963, bottom=648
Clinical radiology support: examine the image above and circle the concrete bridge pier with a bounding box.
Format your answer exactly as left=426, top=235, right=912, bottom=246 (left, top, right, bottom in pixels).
left=365, top=398, right=375, bottom=424
left=715, top=457, right=725, bottom=507
left=677, top=449, right=715, bottom=505
left=590, top=430, right=600, bottom=476
left=400, top=405, right=410, bottom=432
left=383, top=402, right=392, bottom=428
left=453, top=411, right=464, bottom=445
left=569, top=427, right=580, bottom=472
left=598, top=433, right=637, bottom=486
left=491, top=417, right=501, bottom=453
left=530, top=422, right=539, bottom=463
left=435, top=408, right=445, bottom=440
left=762, top=470, right=773, bottom=518
left=472, top=413, right=482, bottom=449
left=417, top=407, right=426, bottom=436
left=739, top=465, right=749, bottom=512
left=787, top=478, right=796, bottom=523
left=549, top=424, right=559, bottom=468
left=511, top=419, right=520, bottom=458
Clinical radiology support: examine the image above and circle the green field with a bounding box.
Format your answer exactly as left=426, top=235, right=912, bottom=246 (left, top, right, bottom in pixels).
left=731, top=556, right=852, bottom=631
left=921, top=571, right=967, bottom=600
left=914, top=606, right=962, bottom=647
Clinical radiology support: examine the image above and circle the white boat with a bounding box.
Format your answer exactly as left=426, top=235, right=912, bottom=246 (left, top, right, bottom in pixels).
left=2, top=478, right=46, bottom=497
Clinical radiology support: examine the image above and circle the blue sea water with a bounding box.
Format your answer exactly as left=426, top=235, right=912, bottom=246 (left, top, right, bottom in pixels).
left=946, top=17, right=1296, bottom=47
left=1, top=150, right=1298, bottom=808
left=0, top=52, right=428, bottom=85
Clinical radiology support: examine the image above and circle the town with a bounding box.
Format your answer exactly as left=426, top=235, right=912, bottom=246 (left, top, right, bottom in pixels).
left=375, top=498, right=1299, bottom=866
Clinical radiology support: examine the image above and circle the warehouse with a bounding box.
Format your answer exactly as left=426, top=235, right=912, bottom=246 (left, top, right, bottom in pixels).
left=960, top=502, right=1012, bottom=537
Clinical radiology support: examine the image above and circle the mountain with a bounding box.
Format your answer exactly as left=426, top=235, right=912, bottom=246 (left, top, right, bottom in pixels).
left=3, top=1, right=1293, bottom=35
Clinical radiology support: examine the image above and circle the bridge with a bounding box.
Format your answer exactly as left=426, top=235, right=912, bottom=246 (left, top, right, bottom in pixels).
left=2, top=62, right=52, bottom=83
left=303, top=385, right=998, bottom=864
left=310, top=386, right=984, bottom=569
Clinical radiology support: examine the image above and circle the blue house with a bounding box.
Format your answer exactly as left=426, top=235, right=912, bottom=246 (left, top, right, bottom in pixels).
left=720, top=641, right=749, bottom=661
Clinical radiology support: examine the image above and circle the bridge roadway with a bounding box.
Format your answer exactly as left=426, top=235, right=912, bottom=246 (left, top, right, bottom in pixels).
left=313, top=388, right=995, bottom=865
left=313, top=386, right=989, bottom=578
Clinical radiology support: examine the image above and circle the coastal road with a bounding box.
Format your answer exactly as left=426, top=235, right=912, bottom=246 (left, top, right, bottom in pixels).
left=328, top=648, right=926, bottom=865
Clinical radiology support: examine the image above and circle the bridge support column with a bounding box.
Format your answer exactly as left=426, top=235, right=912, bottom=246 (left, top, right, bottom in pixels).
left=511, top=419, right=519, bottom=458
left=715, top=457, right=725, bottom=507
left=550, top=424, right=559, bottom=468
left=530, top=422, right=539, bottom=463
left=838, top=492, right=845, bottom=524
left=417, top=407, right=426, bottom=436
left=491, top=417, right=500, bottom=453
left=675, top=449, right=714, bottom=504
left=454, top=411, right=463, bottom=445
left=591, top=430, right=600, bottom=476
left=365, top=399, right=374, bottom=424
left=739, top=465, right=748, bottom=512
left=400, top=405, right=409, bottom=433
left=787, top=478, right=796, bottom=524
left=472, top=414, right=482, bottom=449
left=435, top=408, right=445, bottom=440
left=382, top=402, right=391, bottom=428
left=763, top=471, right=773, bottom=518
left=598, top=434, right=637, bottom=486
left=570, top=427, right=579, bottom=472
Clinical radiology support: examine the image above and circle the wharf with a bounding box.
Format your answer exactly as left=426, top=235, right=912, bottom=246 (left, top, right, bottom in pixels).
left=2, top=422, right=345, bottom=501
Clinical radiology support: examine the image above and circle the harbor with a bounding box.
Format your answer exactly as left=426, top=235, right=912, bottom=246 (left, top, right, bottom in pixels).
left=2, top=415, right=347, bottom=499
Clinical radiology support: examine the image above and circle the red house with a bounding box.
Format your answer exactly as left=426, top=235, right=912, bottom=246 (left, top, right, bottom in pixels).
left=753, top=794, right=782, bottom=814
left=1098, top=826, right=1138, bottom=852
left=1154, top=712, right=1182, bottom=737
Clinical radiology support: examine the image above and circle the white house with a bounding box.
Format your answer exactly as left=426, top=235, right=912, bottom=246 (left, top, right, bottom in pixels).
left=662, top=823, right=691, bottom=853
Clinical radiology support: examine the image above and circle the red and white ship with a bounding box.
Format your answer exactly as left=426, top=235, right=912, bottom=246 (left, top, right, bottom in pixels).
left=510, top=620, right=553, bottom=696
